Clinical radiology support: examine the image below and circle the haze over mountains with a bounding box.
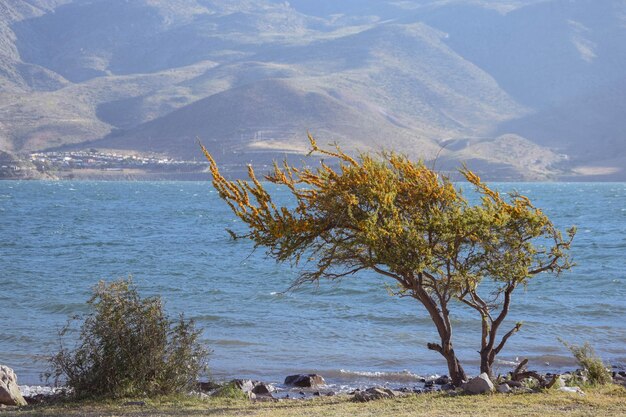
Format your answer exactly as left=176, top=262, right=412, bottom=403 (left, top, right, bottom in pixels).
left=1, top=0, right=625, bottom=179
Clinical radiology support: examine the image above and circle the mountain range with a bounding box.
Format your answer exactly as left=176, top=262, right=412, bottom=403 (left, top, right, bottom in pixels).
left=1, top=0, right=625, bottom=180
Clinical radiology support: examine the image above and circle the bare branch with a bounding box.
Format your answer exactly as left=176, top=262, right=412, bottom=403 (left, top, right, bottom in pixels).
left=494, top=322, right=523, bottom=355
left=427, top=343, right=444, bottom=354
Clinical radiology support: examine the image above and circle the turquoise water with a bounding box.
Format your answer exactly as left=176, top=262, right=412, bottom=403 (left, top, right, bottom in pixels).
left=1, top=181, right=625, bottom=387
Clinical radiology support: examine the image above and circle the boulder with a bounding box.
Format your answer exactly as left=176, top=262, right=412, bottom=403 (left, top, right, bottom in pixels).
left=353, top=387, right=398, bottom=402
left=462, top=373, right=494, bottom=395
left=284, top=374, right=326, bottom=388
left=251, top=383, right=275, bottom=395
left=497, top=384, right=512, bottom=394
left=434, top=375, right=450, bottom=385
left=0, top=366, right=27, bottom=407
left=232, top=379, right=256, bottom=393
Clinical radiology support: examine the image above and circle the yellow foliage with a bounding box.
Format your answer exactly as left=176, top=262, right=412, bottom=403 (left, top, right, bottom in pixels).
left=201, top=136, right=574, bottom=382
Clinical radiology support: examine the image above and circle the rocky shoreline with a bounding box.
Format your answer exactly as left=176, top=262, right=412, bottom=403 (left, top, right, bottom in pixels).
left=4, top=364, right=626, bottom=409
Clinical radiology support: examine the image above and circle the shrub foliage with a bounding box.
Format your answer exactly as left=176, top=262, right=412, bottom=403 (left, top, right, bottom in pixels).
left=562, top=340, right=612, bottom=386
left=48, top=279, right=209, bottom=398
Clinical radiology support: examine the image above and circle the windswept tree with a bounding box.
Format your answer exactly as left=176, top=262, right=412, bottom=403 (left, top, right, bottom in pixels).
left=202, top=136, right=574, bottom=386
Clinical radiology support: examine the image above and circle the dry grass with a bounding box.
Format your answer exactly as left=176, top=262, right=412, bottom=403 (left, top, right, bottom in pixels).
left=2, top=385, right=624, bottom=417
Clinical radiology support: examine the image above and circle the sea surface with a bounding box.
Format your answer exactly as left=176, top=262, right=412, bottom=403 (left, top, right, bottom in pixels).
left=1, top=181, right=625, bottom=388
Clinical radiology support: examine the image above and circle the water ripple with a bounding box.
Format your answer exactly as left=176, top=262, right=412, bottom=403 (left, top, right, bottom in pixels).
left=1, top=181, right=625, bottom=385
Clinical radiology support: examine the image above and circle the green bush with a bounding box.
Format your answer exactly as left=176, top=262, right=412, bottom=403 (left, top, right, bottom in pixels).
left=561, top=340, right=612, bottom=386
left=48, top=278, right=210, bottom=398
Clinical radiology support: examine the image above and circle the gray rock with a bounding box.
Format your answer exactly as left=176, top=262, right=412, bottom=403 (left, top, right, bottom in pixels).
left=353, top=387, right=398, bottom=402
left=284, top=374, right=326, bottom=388
left=435, top=375, right=450, bottom=385
left=0, top=366, right=27, bottom=407
left=497, top=384, right=512, bottom=394
left=462, top=373, right=494, bottom=395
left=252, top=383, right=275, bottom=395
left=232, top=379, right=256, bottom=393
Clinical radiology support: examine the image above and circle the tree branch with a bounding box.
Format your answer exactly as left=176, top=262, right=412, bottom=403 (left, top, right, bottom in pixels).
left=486, top=283, right=516, bottom=351
left=427, top=343, right=444, bottom=354
left=494, top=322, right=523, bottom=355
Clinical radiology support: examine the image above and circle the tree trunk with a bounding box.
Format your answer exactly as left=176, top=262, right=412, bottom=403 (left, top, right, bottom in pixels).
left=415, top=284, right=468, bottom=386
left=444, top=346, right=467, bottom=386
left=480, top=349, right=494, bottom=378
left=428, top=342, right=468, bottom=386
left=480, top=321, right=522, bottom=378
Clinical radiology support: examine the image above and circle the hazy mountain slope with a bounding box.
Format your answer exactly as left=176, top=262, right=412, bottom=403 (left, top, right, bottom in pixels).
left=94, top=21, right=535, bottom=170
left=0, top=0, right=71, bottom=91
left=419, top=0, right=626, bottom=109
left=0, top=61, right=218, bottom=152
left=0, top=0, right=73, bottom=150
left=270, top=0, right=543, bottom=18
left=436, top=134, right=567, bottom=180
left=414, top=0, right=626, bottom=178
left=91, top=78, right=442, bottom=162
left=1, top=0, right=625, bottom=179
left=12, top=0, right=312, bottom=82
left=499, top=77, right=626, bottom=179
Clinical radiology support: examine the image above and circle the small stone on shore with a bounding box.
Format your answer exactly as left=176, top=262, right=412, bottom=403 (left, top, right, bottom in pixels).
left=434, top=375, right=450, bottom=385
left=353, top=387, right=400, bottom=402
